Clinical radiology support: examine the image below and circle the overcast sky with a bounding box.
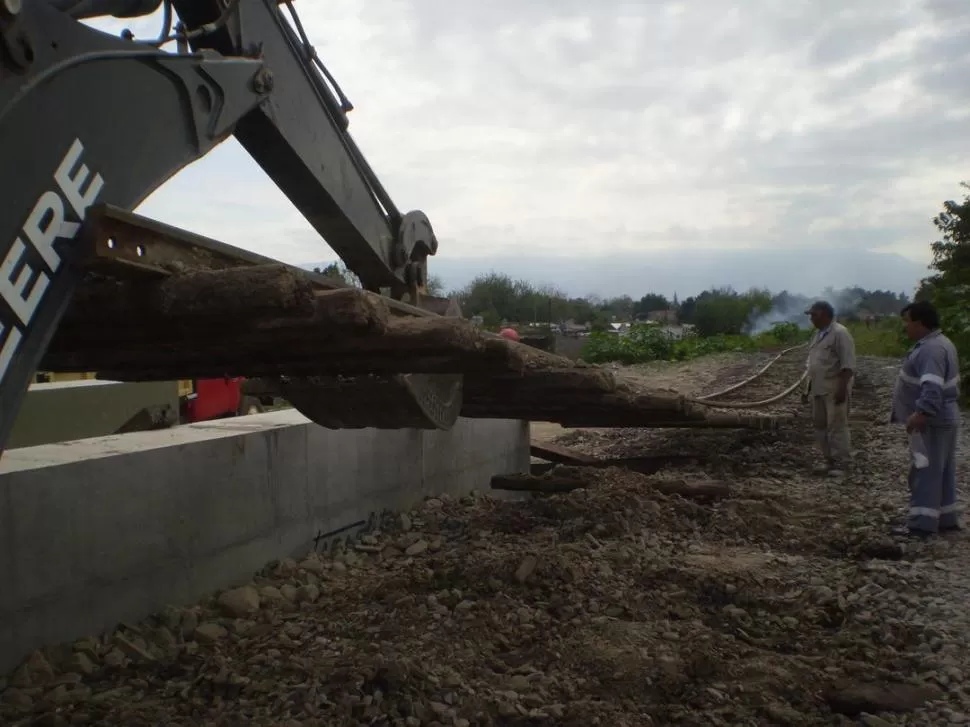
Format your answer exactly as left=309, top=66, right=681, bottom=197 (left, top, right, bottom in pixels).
left=87, top=1, right=970, bottom=298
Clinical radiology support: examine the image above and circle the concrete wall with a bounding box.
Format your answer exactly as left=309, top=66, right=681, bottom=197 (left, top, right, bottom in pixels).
left=7, top=379, right=180, bottom=449
left=0, top=411, right=529, bottom=671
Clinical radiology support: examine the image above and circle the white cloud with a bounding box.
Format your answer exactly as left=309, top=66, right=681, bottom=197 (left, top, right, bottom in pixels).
left=82, top=0, right=970, bottom=295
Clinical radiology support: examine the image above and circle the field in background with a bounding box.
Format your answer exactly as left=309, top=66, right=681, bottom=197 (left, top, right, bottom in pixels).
left=846, top=319, right=911, bottom=358
left=579, top=318, right=910, bottom=366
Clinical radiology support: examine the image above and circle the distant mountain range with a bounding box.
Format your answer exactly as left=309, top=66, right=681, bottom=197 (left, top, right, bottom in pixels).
left=302, top=246, right=930, bottom=300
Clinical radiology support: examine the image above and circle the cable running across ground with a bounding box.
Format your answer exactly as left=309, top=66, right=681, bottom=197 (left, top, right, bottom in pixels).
left=690, top=341, right=810, bottom=410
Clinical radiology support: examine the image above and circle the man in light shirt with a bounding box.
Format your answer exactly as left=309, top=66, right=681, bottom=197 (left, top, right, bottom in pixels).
left=805, top=301, right=856, bottom=478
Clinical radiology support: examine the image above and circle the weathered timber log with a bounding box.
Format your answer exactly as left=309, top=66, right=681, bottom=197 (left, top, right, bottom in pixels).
left=62, top=273, right=387, bottom=334
left=156, top=264, right=320, bottom=320
left=529, top=462, right=574, bottom=475
left=492, top=470, right=730, bottom=501
left=67, top=265, right=319, bottom=321
left=462, top=386, right=781, bottom=428
left=492, top=472, right=588, bottom=493
left=42, top=317, right=508, bottom=376
left=45, top=283, right=610, bottom=382
left=530, top=454, right=701, bottom=476
left=529, top=441, right=599, bottom=465
left=55, top=271, right=594, bottom=372
left=39, top=269, right=785, bottom=431
left=462, top=375, right=692, bottom=415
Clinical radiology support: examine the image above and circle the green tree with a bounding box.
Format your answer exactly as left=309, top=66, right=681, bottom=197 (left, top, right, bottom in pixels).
left=679, top=295, right=697, bottom=324
left=690, top=287, right=771, bottom=336
left=426, top=274, right=445, bottom=296
left=313, top=262, right=360, bottom=288
left=633, top=293, right=670, bottom=318
left=455, top=272, right=520, bottom=322
left=452, top=273, right=602, bottom=326
left=914, top=280, right=936, bottom=302
left=919, top=182, right=970, bottom=401
left=600, top=295, right=635, bottom=321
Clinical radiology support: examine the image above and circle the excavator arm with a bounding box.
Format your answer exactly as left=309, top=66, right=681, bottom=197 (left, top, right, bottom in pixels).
left=0, top=0, right=452, bottom=455
left=166, top=0, right=440, bottom=295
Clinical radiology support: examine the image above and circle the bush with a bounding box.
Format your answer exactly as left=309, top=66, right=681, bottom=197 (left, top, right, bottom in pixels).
left=580, top=325, right=677, bottom=365
left=580, top=322, right=811, bottom=365
left=579, top=316, right=927, bottom=368
left=765, top=322, right=807, bottom=345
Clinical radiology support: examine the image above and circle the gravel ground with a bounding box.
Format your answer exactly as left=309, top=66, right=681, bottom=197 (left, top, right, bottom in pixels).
left=1, top=352, right=968, bottom=726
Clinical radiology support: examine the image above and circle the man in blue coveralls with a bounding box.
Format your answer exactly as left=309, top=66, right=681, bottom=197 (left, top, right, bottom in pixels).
left=890, top=300, right=962, bottom=538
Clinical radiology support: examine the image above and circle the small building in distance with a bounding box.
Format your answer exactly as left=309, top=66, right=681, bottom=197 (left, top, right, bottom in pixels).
left=646, top=309, right=679, bottom=324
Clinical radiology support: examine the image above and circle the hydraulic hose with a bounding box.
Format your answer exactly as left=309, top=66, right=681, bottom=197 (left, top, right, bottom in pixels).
left=692, top=372, right=808, bottom=410
left=689, top=339, right=811, bottom=410
left=695, top=340, right=809, bottom=402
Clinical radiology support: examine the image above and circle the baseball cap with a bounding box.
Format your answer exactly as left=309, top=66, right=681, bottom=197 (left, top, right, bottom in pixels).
left=804, top=301, right=834, bottom=316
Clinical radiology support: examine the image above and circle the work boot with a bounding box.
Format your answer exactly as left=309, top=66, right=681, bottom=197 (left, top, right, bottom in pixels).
left=891, top=525, right=934, bottom=540
left=828, top=461, right=850, bottom=478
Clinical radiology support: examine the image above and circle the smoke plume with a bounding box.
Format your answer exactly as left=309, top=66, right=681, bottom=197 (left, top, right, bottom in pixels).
left=746, top=289, right=868, bottom=335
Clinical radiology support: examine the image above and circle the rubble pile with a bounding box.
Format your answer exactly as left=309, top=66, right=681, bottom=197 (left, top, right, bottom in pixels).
left=2, top=355, right=969, bottom=726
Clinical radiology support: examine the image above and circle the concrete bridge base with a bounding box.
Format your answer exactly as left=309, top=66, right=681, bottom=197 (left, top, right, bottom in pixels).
left=0, top=411, right=529, bottom=672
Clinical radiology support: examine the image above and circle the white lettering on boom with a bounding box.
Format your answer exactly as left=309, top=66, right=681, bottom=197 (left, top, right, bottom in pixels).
left=0, top=138, right=104, bottom=386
